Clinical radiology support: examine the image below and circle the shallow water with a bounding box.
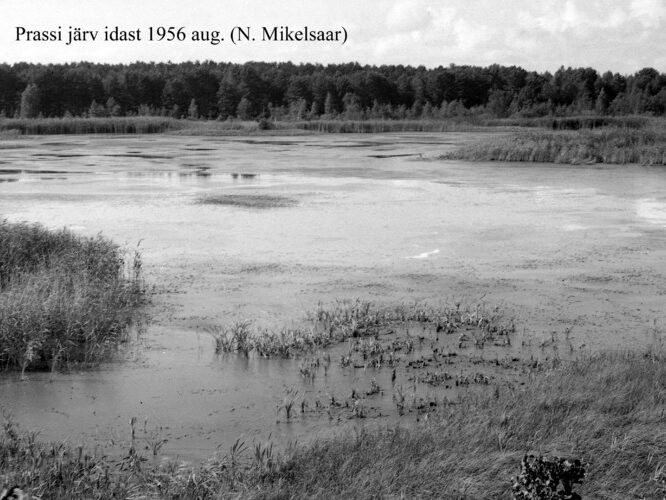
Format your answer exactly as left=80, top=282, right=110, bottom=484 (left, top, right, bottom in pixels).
left=1, top=133, right=665, bottom=462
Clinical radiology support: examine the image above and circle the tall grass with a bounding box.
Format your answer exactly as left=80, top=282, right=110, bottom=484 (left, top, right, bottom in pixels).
left=0, top=219, right=144, bottom=371
left=484, top=115, right=650, bottom=130
left=1, top=115, right=659, bottom=136
left=442, top=128, right=666, bottom=165
left=1, top=350, right=664, bottom=498
left=283, top=119, right=486, bottom=133
left=0, top=117, right=182, bottom=135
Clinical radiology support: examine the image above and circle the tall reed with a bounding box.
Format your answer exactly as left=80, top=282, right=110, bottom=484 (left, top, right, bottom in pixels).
left=0, top=219, right=145, bottom=371
left=442, top=128, right=666, bottom=165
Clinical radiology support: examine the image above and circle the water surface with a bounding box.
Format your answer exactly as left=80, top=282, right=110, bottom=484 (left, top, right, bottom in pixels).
left=1, top=133, right=665, bottom=461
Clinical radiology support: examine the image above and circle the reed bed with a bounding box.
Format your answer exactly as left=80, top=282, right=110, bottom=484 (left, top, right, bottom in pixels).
left=485, top=115, right=650, bottom=130
left=283, top=119, right=486, bottom=133
left=0, top=219, right=145, bottom=371
left=0, top=117, right=184, bottom=135
left=1, top=115, right=659, bottom=136
left=2, top=349, right=664, bottom=498
left=442, top=128, right=666, bottom=165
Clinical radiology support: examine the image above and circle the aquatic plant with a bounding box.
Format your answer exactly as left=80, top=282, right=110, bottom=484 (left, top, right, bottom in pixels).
left=298, top=356, right=319, bottom=381
left=0, top=219, right=145, bottom=371
left=366, top=379, right=381, bottom=396
left=208, top=320, right=253, bottom=356
left=277, top=387, right=299, bottom=421
left=208, top=299, right=515, bottom=365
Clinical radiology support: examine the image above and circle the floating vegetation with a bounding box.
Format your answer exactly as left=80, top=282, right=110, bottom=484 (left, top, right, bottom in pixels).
left=197, top=193, right=298, bottom=208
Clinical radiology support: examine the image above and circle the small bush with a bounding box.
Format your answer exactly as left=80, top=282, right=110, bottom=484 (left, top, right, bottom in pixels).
left=512, top=454, right=586, bottom=499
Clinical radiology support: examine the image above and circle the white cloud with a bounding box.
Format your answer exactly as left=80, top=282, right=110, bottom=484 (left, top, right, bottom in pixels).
left=385, top=0, right=432, bottom=32
left=0, top=0, right=664, bottom=73
left=629, top=0, right=666, bottom=28
left=453, top=18, right=491, bottom=51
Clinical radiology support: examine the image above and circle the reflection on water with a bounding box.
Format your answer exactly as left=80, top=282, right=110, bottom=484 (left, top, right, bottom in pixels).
left=636, top=198, right=666, bottom=227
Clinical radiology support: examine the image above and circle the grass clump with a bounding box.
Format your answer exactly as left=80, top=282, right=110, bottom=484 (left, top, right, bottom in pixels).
left=198, top=193, right=298, bottom=209
left=442, top=128, right=666, bottom=165
left=208, top=299, right=514, bottom=358
left=0, top=219, right=144, bottom=371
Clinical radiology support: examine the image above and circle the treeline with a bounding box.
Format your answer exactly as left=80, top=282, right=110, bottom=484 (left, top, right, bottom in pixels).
left=1, top=61, right=666, bottom=121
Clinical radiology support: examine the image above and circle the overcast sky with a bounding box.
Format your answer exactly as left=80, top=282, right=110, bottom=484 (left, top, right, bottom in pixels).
left=2, top=0, right=665, bottom=74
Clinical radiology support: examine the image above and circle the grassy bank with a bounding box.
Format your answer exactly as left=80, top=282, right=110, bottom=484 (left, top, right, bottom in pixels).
left=2, top=350, right=664, bottom=498
left=442, top=127, right=666, bottom=165
left=0, top=219, right=144, bottom=372
left=0, top=116, right=485, bottom=135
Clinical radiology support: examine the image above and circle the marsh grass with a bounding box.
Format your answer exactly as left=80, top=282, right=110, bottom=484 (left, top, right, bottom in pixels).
left=485, top=115, right=650, bottom=130
left=284, top=119, right=486, bottom=133
left=0, top=219, right=145, bottom=371
left=2, top=350, right=665, bottom=498
left=1, top=115, right=659, bottom=137
left=0, top=117, right=182, bottom=135
left=209, top=300, right=514, bottom=359
left=198, top=194, right=298, bottom=209
left=442, top=127, right=666, bottom=165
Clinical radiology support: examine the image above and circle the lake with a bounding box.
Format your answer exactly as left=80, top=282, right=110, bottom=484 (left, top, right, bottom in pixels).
left=1, top=132, right=665, bottom=462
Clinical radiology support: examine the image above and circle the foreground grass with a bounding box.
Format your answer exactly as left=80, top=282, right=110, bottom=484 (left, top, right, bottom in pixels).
left=0, top=219, right=144, bottom=371
left=268, top=350, right=666, bottom=499
left=2, top=350, right=665, bottom=498
left=442, top=127, right=666, bottom=165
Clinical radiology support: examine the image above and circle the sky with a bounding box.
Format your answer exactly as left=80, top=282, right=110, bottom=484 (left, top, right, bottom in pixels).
left=1, top=0, right=665, bottom=74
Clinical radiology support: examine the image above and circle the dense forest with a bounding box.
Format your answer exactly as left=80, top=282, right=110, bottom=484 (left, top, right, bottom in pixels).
left=1, top=61, right=666, bottom=120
